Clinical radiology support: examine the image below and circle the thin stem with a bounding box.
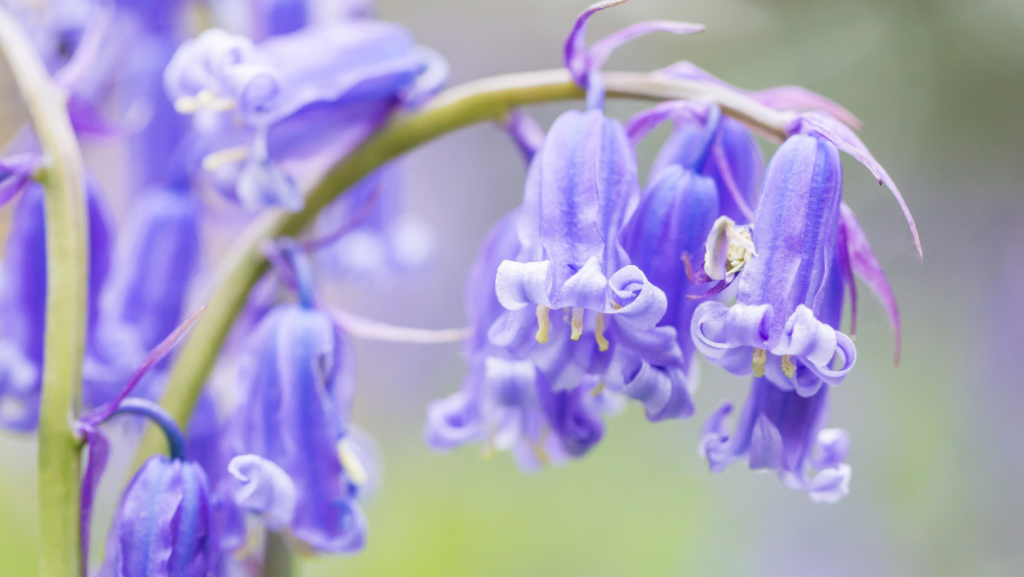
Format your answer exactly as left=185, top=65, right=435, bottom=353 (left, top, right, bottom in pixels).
left=0, top=7, right=89, bottom=577
left=136, top=67, right=794, bottom=462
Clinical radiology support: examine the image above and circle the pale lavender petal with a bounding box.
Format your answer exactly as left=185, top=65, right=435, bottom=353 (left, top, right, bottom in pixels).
left=495, top=260, right=553, bottom=310
left=625, top=100, right=710, bottom=145
left=228, top=455, right=297, bottom=531
left=806, top=463, right=851, bottom=504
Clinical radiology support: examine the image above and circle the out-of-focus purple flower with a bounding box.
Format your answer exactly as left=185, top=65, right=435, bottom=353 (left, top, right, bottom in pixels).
left=312, top=165, right=434, bottom=279
left=100, top=455, right=218, bottom=577
left=164, top=18, right=447, bottom=211
left=85, top=188, right=199, bottom=407
left=691, top=135, right=856, bottom=398
left=0, top=182, right=112, bottom=431
left=224, top=246, right=370, bottom=553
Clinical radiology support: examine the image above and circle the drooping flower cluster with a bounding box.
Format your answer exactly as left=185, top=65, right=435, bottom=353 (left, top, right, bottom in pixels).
left=0, top=0, right=916, bottom=573
left=427, top=0, right=910, bottom=505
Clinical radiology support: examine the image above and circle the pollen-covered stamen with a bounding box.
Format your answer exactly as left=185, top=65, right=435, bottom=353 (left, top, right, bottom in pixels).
left=704, top=216, right=756, bottom=281
left=535, top=305, right=551, bottom=344
left=594, top=313, right=609, bottom=352
left=591, top=381, right=606, bottom=397
left=337, top=438, right=368, bottom=487
left=752, top=348, right=767, bottom=377
left=173, top=88, right=236, bottom=114
left=781, top=355, right=797, bottom=378
left=570, top=307, right=585, bottom=341
left=201, top=145, right=250, bottom=171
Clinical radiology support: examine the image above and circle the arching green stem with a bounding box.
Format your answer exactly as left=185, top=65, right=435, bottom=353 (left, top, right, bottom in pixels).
left=137, top=68, right=794, bottom=461
left=0, top=7, right=90, bottom=577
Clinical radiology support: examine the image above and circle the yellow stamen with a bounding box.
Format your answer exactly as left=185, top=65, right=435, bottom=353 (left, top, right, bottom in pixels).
left=781, top=354, right=797, bottom=378
left=535, top=305, right=551, bottom=344
left=752, top=348, right=767, bottom=377
left=594, top=313, right=609, bottom=352
left=337, top=438, right=368, bottom=486
left=591, top=381, right=606, bottom=397
left=570, top=307, right=584, bottom=340
left=201, top=145, right=250, bottom=171
left=532, top=427, right=550, bottom=465
left=174, top=88, right=236, bottom=114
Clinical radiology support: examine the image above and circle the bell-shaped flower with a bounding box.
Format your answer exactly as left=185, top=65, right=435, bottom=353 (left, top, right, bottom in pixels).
left=0, top=182, right=112, bottom=431
left=618, top=162, right=720, bottom=420
left=698, top=257, right=852, bottom=502
left=691, top=134, right=858, bottom=398
left=85, top=188, right=199, bottom=407
left=164, top=17, right=447, bottom=211
left=101, top=455, right=218, bottom=576
left=224, top=246, right=371, bottom=553
left=426, top=211, right=621, bottom=468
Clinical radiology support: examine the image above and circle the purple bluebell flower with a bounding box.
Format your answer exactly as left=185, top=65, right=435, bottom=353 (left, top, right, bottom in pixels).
left=691, top=134, right=856, bottom=398
left=426, top=210, right=620, bottom=469
left=618, top=158, right=719, bottom=419
left=639, top=99, right=762, bottom=225
left=491, top=3, right=707, bottom=426
left=164, top=17, right=447, bottom=211
left=224, top=245, right=369, bottom=553
left=0, top=182, right=112, bottom=431
left=100, top=454, right=218, bottom=577
left=93, top=399, right=219, bottom=577
left=85, top=188, right=199, bottom=407
left=697, top=250, right=853, bottom=502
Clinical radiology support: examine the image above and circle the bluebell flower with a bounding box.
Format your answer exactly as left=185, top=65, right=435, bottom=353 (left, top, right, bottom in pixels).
left=426, top=210, right=622, bottom=469
left=164, top=17, right=447, bottom=211
left=698, top=249, right=853, bottom=503
left=491, top=1, right=704, bottom=425
left=91, top=399, right=219, bottom=577
left=0, top=182, right=112, bottom=431
left=101, top=454, right=218, bottom=576
left=691, top=134, right=856, bottom=398
left=85, top=188, right=199, bottom=408
left=224, top=245, right=371, bottom=553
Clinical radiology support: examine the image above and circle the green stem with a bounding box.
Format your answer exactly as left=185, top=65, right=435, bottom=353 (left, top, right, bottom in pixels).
left=0, top=7, right=90, bottom=577
left=137, top=68, right=793, bottom=459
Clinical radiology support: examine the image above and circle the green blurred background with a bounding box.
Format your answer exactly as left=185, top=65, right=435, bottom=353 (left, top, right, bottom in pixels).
left=2, top=0, right=1024, bottom=575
